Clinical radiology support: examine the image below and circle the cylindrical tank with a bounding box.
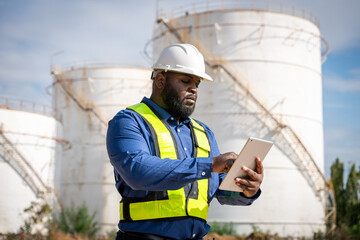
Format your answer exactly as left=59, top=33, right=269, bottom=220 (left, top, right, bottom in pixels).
left=0, top=98, right=61, bottom=233
left=52, top=64, right=152, bottom=234
left=153, top=1, right=325, bottom=236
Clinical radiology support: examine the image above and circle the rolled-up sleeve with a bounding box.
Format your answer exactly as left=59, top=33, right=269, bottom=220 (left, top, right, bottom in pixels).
left=106, top=111, right=213, bottom=191
left=215, top=172, right=261, bottom=206
left=216, top=188, right=261, bottom=206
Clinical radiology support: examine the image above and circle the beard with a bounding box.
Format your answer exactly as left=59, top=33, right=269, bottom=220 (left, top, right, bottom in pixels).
left=161, top=80, right=196, bottom=121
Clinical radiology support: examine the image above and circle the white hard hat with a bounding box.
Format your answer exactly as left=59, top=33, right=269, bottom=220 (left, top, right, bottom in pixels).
left=152, top=43, right=213, bottom=81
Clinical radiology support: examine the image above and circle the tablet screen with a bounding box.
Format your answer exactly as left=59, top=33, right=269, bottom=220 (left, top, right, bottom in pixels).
left=218, top=137, right=273, bottom=192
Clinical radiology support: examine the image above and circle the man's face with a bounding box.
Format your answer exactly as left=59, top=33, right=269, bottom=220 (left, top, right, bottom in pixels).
left=161, top=72, right=201, bottom=121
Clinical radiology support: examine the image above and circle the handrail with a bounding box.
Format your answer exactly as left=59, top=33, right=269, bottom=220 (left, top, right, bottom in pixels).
left=158, top=0, right=319, bottom=28
left=0, top=128, right=49, bottom=197
left=51, top=72, right=107, bottom=127
left=0, top=96, right=53, bottom=117
left=154, top=1, right=329, bottom=59
left=0, top=129, right=71, bottom=150
left=0, top=97, right=71, bottom=150
left=325, top=179, right=337, bottom=233
left=51, top=61, right=149, bottom=75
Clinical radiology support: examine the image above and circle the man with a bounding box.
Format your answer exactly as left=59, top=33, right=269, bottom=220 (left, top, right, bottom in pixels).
left=106, top=43, right=263, bottom=240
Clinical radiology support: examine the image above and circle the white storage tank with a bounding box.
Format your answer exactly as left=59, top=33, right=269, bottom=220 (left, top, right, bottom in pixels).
left=51, top=63, right=152, bottom=234
left=153, top=0, right=326, bottom=236
left=0, top=97, right=61, bottom=233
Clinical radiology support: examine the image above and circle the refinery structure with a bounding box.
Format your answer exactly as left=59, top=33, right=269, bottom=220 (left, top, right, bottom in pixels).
left=0, top=0, right=333, bottom=237
left=51, top=64, right=152, bottom=232
left=0, top=98, right=65, bottom=233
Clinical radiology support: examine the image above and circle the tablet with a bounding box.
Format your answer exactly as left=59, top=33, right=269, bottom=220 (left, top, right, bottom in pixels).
left=218, top=137, right=273, bottom=192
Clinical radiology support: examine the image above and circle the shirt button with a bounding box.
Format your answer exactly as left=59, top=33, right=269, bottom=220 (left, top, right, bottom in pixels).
left=192, top=234, right=196, bottom=238
left=170, top=117, right=174, bottom=120
left=177, top=129, right=180, bottom=133
left=201, top=172, right=205, bottom=176
left=184, top=147, right=187, bottom=151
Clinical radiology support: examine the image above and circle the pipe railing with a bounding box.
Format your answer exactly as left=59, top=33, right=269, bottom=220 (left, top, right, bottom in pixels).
left=51, top=61, right=149, bottom=76
left=0, top=96, right=53, bottom=117
left=158, top=0, right=319, bottom=28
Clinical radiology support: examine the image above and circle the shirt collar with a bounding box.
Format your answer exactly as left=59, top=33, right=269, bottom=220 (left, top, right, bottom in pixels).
left=141, top=97, right=191, bottom=124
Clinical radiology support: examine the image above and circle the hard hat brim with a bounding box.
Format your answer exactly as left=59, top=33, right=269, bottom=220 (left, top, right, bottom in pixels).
left=153, top=67, right=213, bottom=82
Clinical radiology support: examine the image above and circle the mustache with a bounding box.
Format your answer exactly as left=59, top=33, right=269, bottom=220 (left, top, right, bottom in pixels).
left=184, top=94, right=197, bottom=101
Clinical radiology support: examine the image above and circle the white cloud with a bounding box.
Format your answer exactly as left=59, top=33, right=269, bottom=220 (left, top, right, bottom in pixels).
left=323, top=72, right=360, bottom=92
left=0, top=51, right=51, bottom=84
left=0, top=82, right=51, bottom=105
left=324, top=126, right=360, bottom=176
left=0, top=0, right=156, bottom=104
left=349, top=68, right=360, bottom=76
left=323, top=103, right=347, bottom=109
left=0, top=0, right=156, bottom=61
left=325, top=127, right=354, bottom=145
left=1, top=0, right=359, bottom=86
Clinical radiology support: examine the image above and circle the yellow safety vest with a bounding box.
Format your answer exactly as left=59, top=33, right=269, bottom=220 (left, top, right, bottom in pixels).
left=119, top=102, right=211, bottom=222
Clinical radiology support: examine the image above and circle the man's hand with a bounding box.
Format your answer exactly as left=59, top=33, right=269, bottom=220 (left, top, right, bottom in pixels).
left=212, top=152, right=238, bottom=173
left=235, top=157, right=263, bottom=197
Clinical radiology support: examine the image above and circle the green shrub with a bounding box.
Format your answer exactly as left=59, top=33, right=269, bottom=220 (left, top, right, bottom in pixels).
left=54, top=203, right=99, bottom=237
left=209, top=222, right=237, bottom=236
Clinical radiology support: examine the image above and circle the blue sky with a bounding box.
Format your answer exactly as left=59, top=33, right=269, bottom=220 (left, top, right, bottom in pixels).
left=322, top=47, right=360, bottom=175
left=0, top=0, right=359, bottom=177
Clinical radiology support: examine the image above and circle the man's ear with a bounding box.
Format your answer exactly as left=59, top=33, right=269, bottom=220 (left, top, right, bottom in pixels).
left=155, top=72, right=165, bottom=90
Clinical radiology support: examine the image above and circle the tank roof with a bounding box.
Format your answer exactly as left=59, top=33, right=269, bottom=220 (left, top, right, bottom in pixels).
left=158, top=0, right=319, bottom=28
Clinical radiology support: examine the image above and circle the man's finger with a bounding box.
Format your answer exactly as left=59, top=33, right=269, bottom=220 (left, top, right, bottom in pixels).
left=235, top=178, right=255, bottom=187
left=236, top=183, right=257, bottom=192
left=256, top=157, right=263, bottom=174
left=242, top=166, right=259, bottom=180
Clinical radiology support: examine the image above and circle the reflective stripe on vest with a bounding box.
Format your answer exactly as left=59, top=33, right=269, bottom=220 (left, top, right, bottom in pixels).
left=119, top=102, right=211, bottom=222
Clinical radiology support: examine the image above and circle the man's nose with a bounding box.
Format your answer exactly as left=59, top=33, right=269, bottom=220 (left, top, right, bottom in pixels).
left=189, top=86, right=197, bottom=95
left=189, top=82, right=198, bottom=94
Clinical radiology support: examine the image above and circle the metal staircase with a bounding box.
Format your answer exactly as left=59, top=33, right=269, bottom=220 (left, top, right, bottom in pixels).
left=156, top=18, right=329, bottom=201
left=51, top=70, right=107, bottom=127
left=0, top=128, right=48, bottom=198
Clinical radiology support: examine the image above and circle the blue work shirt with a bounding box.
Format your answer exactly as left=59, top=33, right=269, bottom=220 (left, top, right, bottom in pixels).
left=106, top=97, right=260, bottom=240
